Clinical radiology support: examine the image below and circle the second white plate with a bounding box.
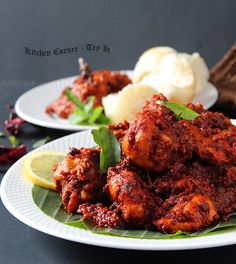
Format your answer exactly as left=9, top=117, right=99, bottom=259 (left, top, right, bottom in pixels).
left=15, top=71, right=218, bottom=131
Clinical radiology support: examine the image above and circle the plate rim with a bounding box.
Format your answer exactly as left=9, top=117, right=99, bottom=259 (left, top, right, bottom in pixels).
left=15, top=71, right=218, bottom=131
left=1, top=125, right=236, bottom=251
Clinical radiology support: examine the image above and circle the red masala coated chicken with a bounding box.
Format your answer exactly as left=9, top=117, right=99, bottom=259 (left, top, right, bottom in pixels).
left=121, top=94, right=194, bottom=173
left=108, top=121, right=129, bottom=142
left=154, top=193, right=218, bottom=233
left=122, top=94, right=236, bottom=172
left=188, top=111, right=236, bottom=165
left=46, top=68, right=131, bottom=119
left=53, top=93, right=236, bottom=234
left=105, top=157, right=158, bottom=227
left=152, top=161, right=236, bottom=233
left=53, top=147, right=105, bottom=213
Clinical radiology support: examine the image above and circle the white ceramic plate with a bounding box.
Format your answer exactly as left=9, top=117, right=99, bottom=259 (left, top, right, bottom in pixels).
left=15, top=71, right=218, bottom=131
left=1, top=122, right=236, bottom=251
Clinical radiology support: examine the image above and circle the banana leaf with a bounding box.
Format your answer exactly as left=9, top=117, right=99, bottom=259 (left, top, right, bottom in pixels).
left=32, top=185, right=236, bottom=239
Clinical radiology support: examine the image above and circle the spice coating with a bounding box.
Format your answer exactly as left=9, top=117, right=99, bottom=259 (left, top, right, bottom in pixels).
left=46, top=70, right=131, bottom=119
left=53, top=94, right=236, bottom=233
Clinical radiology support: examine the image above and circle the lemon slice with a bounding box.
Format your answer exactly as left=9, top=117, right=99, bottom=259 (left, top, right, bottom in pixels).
left=24, top=151, right=66, bottom=190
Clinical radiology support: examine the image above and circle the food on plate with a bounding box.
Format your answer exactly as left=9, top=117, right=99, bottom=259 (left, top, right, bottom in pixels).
left=133, top=46, right=209, bottom=103
left=63, top=90, right=110, bottom=126
left=210, top=43, right=236, bottom=108
left=26, top=93, right=236, bottom=234
left=102, top=83, right=157, bottom=124
left=45, top=58, right=131, bottom=120
left=104, top=157, right=158, bottom=227
left=122, top=95, right=236, bottom=173
left=24, top=151, right=65, bottom=190
left=133, top=46, right=177, bottom=83
left=102, top=46, right=211, bottom=124
left=53, top=148, right=105, bottom=213
left=138, top=53, right=195, bottom=103
left=152, top=161, right=235, bottom=233
left=45, top=47, right=214, bottom=126
left=182, top=52, right=209, bottom=94
left=121, top=94, right=195, bottom=173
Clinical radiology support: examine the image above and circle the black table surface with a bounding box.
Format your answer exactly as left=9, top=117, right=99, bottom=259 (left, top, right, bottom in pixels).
left=1, top=82, right=236, bottom=264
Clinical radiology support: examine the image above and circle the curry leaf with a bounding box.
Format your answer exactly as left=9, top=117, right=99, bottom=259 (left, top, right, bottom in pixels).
left=157, top=100, right=199, bottom=120
left=33, top=136, right=52, bottom=149
left=8, top=135, right=19, bottom=147
left=0, top=132, right=4, bottom=144
left=64, top=88, right=84, bottom=110
left=91, top=126, right=121, bottom=173
left=97, top=114, right=110, bottom=125
left=89, top=106, right=104, bottom=124
left=65, top=89, right=109, bottom=126
left=68, top=113, right=87, bottom=125
left=84, top=96, right=95, bottom=113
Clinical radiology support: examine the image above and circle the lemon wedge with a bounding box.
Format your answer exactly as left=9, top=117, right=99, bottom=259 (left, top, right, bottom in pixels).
left=24, top=151, right=66, bottom=190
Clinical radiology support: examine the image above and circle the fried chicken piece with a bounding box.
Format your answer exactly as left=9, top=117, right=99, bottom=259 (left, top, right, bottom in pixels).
left=105, top=157, right=158, bottom=227
left=122, top=94, right=236, bottom=172
left=154, top=194, right=218, bottom=233
left=153, top=162, right=216, bottom=199
left=78, top=202, right=126, bottom=228
left=212, top=165, right=236, bottom=217
left=72, top=70, right=131, bottom=107
left=53, top=147, right=105, bottom=213
left=179, top=102, right=236, bottom=165
left=122, top=94, right=194, bottom=173
left=45, top=88, right=75, bottom=118
left=108, top=120, right=129, bottom=142
left=153, top=161, right=236, bottom=232
left=188, top=111, right=236, bottom=165
left=46, top=69, right=131, bottom=118
left=185, top=102, right=207, bottom=114
left=52, top=92, right=236, bottom=233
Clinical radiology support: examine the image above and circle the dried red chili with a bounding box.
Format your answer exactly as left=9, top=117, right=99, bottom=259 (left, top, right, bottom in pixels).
left=4, top=105, right=24, bottom=136
left=0, top=144, right=27, bottom=166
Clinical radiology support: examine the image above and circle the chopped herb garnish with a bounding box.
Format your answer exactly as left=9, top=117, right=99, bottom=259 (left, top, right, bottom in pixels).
left=8, top=135, right=20, bottom=147
left=65, top=89, right=110, bottom=126
left=0, top=132, right=4, bottom=144
left=33, top=136, right=52, bottom=149
left=64, top=88, right=85, bottom=109
left=157, top=100, right=199, bottom=120
left=91, top=126, right=121, bottom=173
left=89, top=106, right=104, bottom=124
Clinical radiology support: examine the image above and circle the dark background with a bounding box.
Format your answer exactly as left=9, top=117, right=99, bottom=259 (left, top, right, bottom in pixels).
left=1, top=1, right=236, bottom=263
left=0, top=0, right=236, bottom=83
